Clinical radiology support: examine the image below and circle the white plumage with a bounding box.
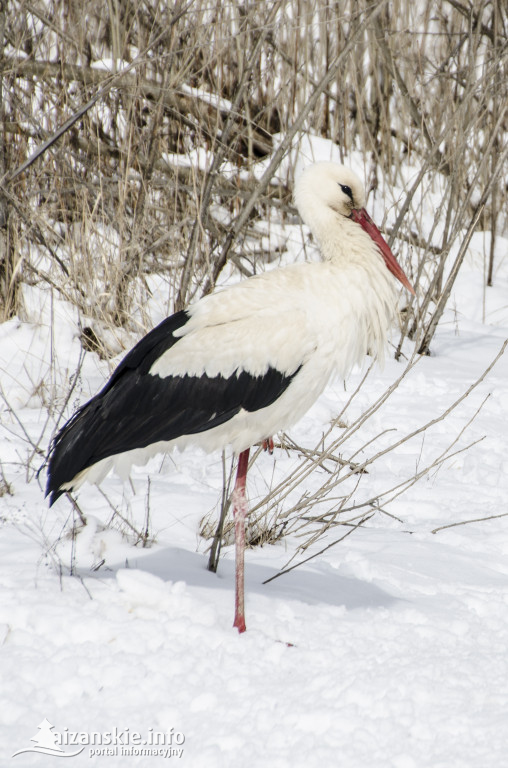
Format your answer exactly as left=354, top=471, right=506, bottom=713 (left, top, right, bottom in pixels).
left=46, top=161, right=413, bottom=632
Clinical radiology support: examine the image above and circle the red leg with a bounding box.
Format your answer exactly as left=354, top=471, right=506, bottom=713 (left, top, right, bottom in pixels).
left=262, top=437, right=274, bottom=454
left=232, top=448, right=250, bottom=633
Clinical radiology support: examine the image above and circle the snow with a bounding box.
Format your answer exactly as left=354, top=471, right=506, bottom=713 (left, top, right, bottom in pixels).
left=1, top=144, right=508, bottom=766
left=177, top=83, right=234, bottom=114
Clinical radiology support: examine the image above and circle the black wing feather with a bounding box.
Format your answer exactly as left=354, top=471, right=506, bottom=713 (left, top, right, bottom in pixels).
left=46, top=310, right=299, bottom=505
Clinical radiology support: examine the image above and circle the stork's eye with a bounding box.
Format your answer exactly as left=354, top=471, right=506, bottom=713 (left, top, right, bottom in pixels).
left=339, top=184, right=353, bottom=202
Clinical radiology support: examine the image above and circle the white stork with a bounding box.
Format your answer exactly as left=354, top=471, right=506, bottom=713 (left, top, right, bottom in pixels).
left=46, top=162, right=414, bottom=633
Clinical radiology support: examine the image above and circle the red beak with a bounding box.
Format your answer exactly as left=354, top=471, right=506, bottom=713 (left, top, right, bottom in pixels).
left=351, top=208, right=415, bottom=296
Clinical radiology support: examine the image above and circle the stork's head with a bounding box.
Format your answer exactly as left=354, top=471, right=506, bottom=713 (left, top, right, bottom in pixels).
left=294, top=162, right=414, bottom=295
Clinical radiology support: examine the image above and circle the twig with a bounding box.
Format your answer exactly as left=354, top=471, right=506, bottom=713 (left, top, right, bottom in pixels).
left=65, top=492, right=87, bottom=527
left=262, top=513, right=374, bottom=585
left=207, top=451, right=233, bottom=572
left=432, top=512, right=508, bottom=534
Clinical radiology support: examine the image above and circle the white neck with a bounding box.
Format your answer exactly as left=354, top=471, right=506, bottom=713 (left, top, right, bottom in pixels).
left=317, top=216, right=400, bottom=365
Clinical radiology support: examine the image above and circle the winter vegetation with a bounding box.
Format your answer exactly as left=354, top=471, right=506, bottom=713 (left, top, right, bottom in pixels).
left=1, top=1, right=508, bottom=766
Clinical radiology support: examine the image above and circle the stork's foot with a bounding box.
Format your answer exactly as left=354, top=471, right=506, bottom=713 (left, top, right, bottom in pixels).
left=233, top=614, right=247, bottom=634
left=262, top=437, right=274, bottom=454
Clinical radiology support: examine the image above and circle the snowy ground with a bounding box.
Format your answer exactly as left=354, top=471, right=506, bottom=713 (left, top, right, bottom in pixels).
left=1, top=150, right=508, bottom=766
